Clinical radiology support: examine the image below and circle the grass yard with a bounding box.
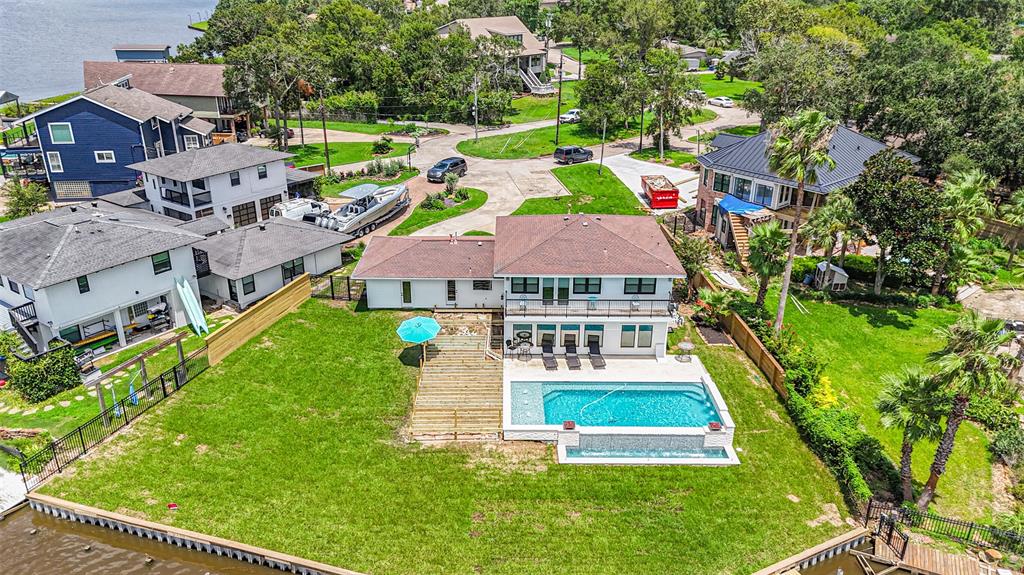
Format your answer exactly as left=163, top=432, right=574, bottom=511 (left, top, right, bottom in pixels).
left=629, top=147, right=697, bottom=168
left=189, top=20, right=209, bottom=31
left=389, top=188, right=487, bottom=236
left=0, top=315, right=232, bottom=440
left=766, top=291, right=992, bottom=521
left=297, top=119, right=396, bottom=136
left=458, top=110, right=714, bottom=160
left=563, top=46, right=608, bottom=64
left=320, top=169, right=419, bottom=198
left=463, top=230, right=493, bottom=236
left=44, top=299, right=850, bottom=574
left=507, top=81, right=578, bottom=124
left=286, top=142, right=412, bottom=168
left=688, top=124, right=762, bottom=144
left=512, top=163, right=643, bottom=216
left=697, top=76, right=762, bottom=100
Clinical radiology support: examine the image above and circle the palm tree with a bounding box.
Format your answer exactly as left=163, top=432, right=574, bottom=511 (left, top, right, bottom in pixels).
left=931, top=169, right=995, bottom=295
left=1001, top=190, right=1024, bottom=269
left=765, top=109, right=838, bottom=332
left=917, top=310, right=1018, bottom=510
left=876, top=368, right=947, bottom=503
left=696, top=287, right=732, bottom=329
left=802, top=192, right=854, bottom=288
left=701, top=28, right=729, bottom=50
left=748, top=221, right=789, bottom=308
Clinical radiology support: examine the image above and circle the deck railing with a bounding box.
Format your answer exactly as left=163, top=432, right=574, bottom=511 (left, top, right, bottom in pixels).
left=865, top=498, right=1024, bottom=555
left=504, top=298, right=673, bottom=318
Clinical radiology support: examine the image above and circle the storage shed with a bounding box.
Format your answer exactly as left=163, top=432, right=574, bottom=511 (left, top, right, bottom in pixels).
left=814, top=261, right=848, bottom=291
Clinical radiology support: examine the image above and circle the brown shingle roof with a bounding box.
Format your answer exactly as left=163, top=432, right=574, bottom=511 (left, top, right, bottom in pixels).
left=439, top=16, right=546, bottom=57
left=493, top=215, right=684, bottom=276
left=353, top=236, right=496, bottom=279
left=83, top=61, right=228, bottom=98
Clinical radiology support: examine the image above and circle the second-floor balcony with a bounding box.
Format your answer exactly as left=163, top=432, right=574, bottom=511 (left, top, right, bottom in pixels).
left=193, top=191, right=212, bottom=206
left=161, top=188, right=191, bottom=207
left=504, top=298, right=674, bottom=318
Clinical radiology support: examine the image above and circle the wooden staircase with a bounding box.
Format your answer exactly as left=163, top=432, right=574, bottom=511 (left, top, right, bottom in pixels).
left=408, top=334, right=503, bottom=441
left=728, top=213, right=751, bottom=270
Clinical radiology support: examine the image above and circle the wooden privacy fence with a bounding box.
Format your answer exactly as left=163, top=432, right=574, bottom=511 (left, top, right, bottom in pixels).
left=205, top=274, right=312, bottom=365
left=695, top=270, right=788, bottom=398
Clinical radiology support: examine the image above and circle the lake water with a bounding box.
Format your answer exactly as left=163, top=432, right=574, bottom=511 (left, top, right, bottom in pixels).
left=0, top=0, right=217, bottom=101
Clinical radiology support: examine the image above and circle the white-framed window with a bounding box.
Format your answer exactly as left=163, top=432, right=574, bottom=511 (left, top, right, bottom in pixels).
left=48, top=122, right=74, bottom=144
left=46, top=151, right=64, bottom=173
left=94, top=150, right=116, bottom=163
left=150, top=117, right=160, bottom=130
left=183, top=134, right=200, bottom=150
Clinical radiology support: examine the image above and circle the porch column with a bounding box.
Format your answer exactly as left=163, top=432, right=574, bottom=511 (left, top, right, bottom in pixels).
left=113, top=309, right=127, bottom=348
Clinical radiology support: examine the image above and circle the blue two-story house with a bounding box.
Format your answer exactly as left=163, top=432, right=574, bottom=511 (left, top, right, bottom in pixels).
left=12, top=84, right=214, bottom=201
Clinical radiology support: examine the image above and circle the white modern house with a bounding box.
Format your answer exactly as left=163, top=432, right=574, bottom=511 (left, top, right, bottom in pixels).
left=354, top=214, right=685, bottom=358
left=128, top=143, right=294, bottom=227
left=197, top=218, right=351, bottom=310
left=0, top=201, right=206, bottom=355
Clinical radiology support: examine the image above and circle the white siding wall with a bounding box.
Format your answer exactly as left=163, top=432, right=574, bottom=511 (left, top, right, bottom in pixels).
left=501, top=275, right=675, bottom=302
left=33, top=246, right=198, bottom=339
left=364, top=278, right=503, bottom=309
left=502, top=318, right=670, bottom=358
left=143, top=160, right=289, bottom=226
left=203, top=245, right=342, bottom=310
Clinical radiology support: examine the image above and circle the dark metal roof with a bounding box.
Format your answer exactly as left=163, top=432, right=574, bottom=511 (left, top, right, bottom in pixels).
left=697, top=126, right=918, bottom=194
left=709, top=133, right=748, bottom=149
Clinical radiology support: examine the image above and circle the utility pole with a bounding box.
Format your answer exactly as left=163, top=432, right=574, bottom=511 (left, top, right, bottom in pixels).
left=638, top=95, right=645, bottom=153
left=470, top=73, right=483, bottom=142
left=554, top=52, right=564, bottom=146
left=297, top=100, right=305, bottom=146
left=319, top=89, right=330, bottom=172
left=599, top=116, right=607, bottom=175
left=696, top=128, right=702, bottom=157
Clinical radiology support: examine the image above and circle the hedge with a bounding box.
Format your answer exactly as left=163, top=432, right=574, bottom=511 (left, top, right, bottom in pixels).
left=2, top=338, right=81, bottom=403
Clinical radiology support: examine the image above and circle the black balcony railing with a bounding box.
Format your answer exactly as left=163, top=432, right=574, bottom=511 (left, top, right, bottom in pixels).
left=504, top=298, right=673, bottom=317
left=161, top=188, right=191, bottom=207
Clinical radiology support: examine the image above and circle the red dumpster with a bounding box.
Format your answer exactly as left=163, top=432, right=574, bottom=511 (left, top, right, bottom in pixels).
left=641, top=175, right=679, bottom=209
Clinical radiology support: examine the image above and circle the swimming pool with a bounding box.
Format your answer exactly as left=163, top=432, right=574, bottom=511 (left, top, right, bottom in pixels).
left=510, top=381, right=721, bottom=428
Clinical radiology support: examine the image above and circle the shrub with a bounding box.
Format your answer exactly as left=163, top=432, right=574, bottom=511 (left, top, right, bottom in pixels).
left=991, top=427, right=1024, bottom=467
left=366, top=158, right=384, bottom=176
left=1010, top=483, right=1024, bottom=503
left=372, top=136, right=393, bottom=155
left=421, top=193, right=447, bottom=211
left=322, top=90, right=380, bottom=116
left=7, top=340, right=81, bottom=403
left=968, top=395, right=1019, bottom=432
left=808, top=375, right=839, bottom=409
left=444, top=172, right=460, bottom=195
left=454, top=187, right=470, bottom=202
left=382, top=159, right=402, bottom=178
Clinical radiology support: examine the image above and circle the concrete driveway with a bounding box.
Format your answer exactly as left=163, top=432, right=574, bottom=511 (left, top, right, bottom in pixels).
left=597, top=154, right=699, bottom=213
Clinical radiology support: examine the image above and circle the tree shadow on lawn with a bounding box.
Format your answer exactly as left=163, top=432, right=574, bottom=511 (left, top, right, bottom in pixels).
left=844, top=302, right=919, bottom=330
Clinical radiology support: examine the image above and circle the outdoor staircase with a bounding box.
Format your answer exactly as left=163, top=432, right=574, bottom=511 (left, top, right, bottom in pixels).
left=408, top=334, right=503, bottom=441
left=518, top=68, right=555, bottom=95
left=728, top=213, right=751, bottom=270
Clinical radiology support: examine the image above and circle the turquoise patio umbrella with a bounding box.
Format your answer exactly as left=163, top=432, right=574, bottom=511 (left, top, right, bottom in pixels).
left=396, top=316, right=442, bottom=345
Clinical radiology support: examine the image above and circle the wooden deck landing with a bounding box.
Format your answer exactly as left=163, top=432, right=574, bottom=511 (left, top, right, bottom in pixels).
left=407, top=333, right=503, bottom=441
left=875, top=540, right=982, bottom=575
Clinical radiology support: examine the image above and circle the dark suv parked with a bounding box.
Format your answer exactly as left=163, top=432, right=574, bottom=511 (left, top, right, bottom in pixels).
left=427, top=157, right=468, bottom=182
left=553, top=146, right=593, bottom=164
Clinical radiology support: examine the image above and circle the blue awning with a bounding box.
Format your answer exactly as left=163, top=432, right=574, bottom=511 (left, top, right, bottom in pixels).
left=718, top=194, right=763, bottom=215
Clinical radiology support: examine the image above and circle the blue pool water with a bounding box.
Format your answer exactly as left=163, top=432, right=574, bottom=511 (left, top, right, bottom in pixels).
left=565, top=447, right=729, bottom=459
left=510, top=382, right=722, bottom=427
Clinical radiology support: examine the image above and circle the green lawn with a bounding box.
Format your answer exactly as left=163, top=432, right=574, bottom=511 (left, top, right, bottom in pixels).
left=512, top=163, right=644, bottom=216
left=697, top=76, right=762, bottom=100
left=320, top=169, right=419, bottom=198
left=629, top=147, right=696, bottom=168
left=43, top=299, right=850, bottom=574
left=766, top=292, right=992, bottom=520
left=0, top=316, right=231, bottom=440
left=458, top=109, right=715, bottom=160
left=189, top=20, right=209, bottom=31
left=286, top=142, right=412, bottom=168
left=688, top=124, right=762, bottom=144
left=297, top=119, right=396, bottom=136
left=507, top=81, right=578, bottom=124
left=389, top=188, right=487, bottom=236
left=463, top=230, right=493, bottom=236
left=563, top=46, right=608, bottom=64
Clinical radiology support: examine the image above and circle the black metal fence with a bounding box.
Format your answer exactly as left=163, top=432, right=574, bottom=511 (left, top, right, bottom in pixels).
left=665, top=211, right=700, bottom=237
left=310, top=274, right=364, bottom=301
left=865, top=498, right=1024, bottom=555
left=18, top=347, right=210, bottom=491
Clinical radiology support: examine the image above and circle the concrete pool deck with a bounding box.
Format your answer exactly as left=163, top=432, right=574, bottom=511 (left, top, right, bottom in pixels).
left=502, top=355, right=739, bottom=465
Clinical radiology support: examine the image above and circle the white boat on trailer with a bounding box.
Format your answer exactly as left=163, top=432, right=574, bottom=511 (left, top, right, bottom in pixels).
left=314, top=183, right=410, bottom=237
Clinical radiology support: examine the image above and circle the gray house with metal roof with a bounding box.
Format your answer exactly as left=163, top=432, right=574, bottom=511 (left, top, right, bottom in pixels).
left=693, top=126, right=917, bottom=260
left=0, top=200, right=206, bottom=354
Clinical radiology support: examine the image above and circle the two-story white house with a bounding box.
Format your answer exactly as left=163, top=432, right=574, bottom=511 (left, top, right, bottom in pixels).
left=354, top=214, right=685, bottom=358
left=128, top=143, right=295, bottom=227
left=0, top=201, right=206, bottom=355
left=437, top=16, right=552, bottom=94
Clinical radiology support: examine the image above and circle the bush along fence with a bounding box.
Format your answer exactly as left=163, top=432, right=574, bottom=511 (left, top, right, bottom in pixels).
left=18, top=347, right=210, bottom=491
left=693, top=270, right=898, bottom=509
left=866, top=499, right=1024, bottom=556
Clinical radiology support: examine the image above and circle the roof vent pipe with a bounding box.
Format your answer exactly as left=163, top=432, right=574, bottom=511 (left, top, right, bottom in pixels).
left=259, top=223, right=266, bottom=231
left=70, top=206, right=77, bottom=212
left=91, top=201, right=98, bottom=208
left=582, top=221, right=589, bottom=227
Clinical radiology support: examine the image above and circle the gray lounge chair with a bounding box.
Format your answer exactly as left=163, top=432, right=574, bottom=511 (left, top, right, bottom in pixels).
left=565, top=345, right=582, bottom=370
left=588, top=343, right=607, bottom=369
left=542, top=344, right=558, bottom=371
